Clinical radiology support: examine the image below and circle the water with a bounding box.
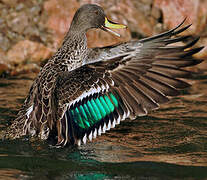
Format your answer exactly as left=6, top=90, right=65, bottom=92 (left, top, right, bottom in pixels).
left=0, top=72, right=207, bottom=179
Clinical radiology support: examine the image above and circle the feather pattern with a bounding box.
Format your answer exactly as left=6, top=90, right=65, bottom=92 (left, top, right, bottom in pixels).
left=4, top=5, right=203, bottom=147
left=53, top=21, right=203, bottom=146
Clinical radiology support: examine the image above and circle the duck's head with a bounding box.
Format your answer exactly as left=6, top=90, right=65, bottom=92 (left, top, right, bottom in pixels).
left=70, top=4, right=126, bottom=37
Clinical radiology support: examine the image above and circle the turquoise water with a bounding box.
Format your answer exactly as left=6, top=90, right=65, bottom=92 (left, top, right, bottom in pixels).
left=0, top=73, right=207, bottom=179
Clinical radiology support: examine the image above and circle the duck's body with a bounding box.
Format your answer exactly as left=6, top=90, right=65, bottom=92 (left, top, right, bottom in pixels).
left=5, top=4, right=203, bottom=146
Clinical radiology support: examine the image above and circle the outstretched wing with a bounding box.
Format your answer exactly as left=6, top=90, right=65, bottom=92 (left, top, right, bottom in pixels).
left=54, top=22, right=204, bottom=146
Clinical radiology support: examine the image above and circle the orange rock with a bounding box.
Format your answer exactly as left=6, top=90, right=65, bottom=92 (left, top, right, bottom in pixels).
left=7, top=40, right=53, bottom=65
left=43, top=0, right=80, bottom=48
left=154, top=0, right=207, bottom=35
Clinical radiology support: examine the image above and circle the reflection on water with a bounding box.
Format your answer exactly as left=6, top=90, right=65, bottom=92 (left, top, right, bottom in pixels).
left=0, top=72, right=207, bottom=179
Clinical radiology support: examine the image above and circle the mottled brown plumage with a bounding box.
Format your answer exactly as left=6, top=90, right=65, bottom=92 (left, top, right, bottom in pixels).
left=4, top=4, right=204, bottom=146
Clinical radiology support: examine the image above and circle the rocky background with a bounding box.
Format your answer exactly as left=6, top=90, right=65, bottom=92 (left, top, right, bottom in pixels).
left=0, top=0, right=207, bottom=76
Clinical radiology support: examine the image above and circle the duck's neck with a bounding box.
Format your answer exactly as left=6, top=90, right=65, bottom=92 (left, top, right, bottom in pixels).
left=62, top=29, right=87, bottom=50
left=54, top=29, right=88, bottom=70
left=63, top=21, right=87, bottom=47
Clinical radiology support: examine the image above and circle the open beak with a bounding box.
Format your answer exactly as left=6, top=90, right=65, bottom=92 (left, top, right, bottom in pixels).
left=102, top=17, right=126, bottom=37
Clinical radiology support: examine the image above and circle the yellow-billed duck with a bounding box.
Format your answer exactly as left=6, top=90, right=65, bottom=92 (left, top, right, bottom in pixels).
left=4, top=4, right=204, bottom=146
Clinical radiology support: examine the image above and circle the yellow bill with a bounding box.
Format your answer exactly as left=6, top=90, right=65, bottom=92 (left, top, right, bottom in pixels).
left=104, top=17, right=126, bottom=37
left=105, top=17, right=126, bottom=29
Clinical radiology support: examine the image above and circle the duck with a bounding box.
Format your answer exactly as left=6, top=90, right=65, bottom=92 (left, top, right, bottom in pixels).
left=4, top=4, right=204, bottom=146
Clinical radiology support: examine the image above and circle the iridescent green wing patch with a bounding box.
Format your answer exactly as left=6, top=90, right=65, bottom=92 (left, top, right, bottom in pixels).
left=69, top=93, right=117, bottom=128
left=67, top=91, right=126, bottom=143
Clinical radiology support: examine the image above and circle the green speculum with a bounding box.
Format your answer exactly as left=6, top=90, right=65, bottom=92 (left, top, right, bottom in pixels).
left=69, top=92, right=119, bottom=129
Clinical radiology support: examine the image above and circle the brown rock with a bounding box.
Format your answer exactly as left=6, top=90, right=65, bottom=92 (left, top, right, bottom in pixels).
left=7, top=40, right=53, bottom=65
left=0, top=50, right=10, bottom=75
left=151, top=5, right=161, bottom=19
left=0, top=33, right=10, bottom=51
left=1, top=0, right=18, bottom=7
left=154, top=0, right=207, bottom=35
left=0, top=63, right=9, bottom=75
left=7, top=12, right=29, bottom=34
left=10, top=63, right=40, bottom=76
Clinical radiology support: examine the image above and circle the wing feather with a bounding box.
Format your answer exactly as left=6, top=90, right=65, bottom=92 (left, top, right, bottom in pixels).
left=53, top=21, right=203, bottom=146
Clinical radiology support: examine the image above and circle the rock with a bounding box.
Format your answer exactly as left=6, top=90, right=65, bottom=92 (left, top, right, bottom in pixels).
left=10, top=63, right=40, bottom=76
left=1, top=0, right=18, bottom=7
left=7, top=12, right=29, bottom=34
left=151, top=5, right=161, bottom=19
left=0, top=50, right=10, bottom=75
left=0, top=33, right=10, bottom=51
left=0, top=17, right=4, bottom=26
left=23, top=25, right=40, bottom=37
left=43, top=0, right=80, bottom=47
left=0, top=62, right=10, bottom=75
left=154, top=0, right=207, bottom=35
left=7, top=40, right=53, bottom=65
left=0, top=0, right=48, bottom=52
left=29, top=5, right=41, bottom=16
left=15, top=3, right=25, bottom=11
